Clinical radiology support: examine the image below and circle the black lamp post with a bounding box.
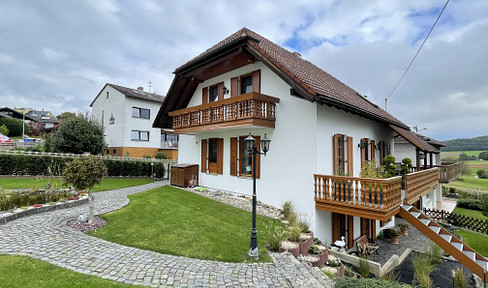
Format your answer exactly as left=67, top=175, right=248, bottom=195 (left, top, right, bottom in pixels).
left=244, top=132, right=271, bottom=260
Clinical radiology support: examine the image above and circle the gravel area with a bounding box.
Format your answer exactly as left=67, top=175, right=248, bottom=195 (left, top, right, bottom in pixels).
left=183, top=186, right=282, bottom=219
left=67, top=216, right=106, bottom=233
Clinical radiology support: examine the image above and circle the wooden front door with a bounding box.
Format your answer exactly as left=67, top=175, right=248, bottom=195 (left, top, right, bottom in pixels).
left=332, top=213, right=354, bottom=249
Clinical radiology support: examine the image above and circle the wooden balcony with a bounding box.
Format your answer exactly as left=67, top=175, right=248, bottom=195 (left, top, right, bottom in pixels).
left=314, top=174, right=403, bottom=221
left=168, top=92, right=280, bottom=133
left=435, top=162, right=462, bottom=183
left=404, top=167, right=439, bottom=204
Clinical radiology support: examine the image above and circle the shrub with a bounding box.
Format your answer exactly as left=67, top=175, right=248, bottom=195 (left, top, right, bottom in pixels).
left=155, top=152, right=168, bottom=159
left=413, top=253, right=435, bottom=288
left=287, top=212, right=297, bottom=225
left=383, top=155, right=397, bottom=178
left=335, top=278, right=412, bottom=288
left=457, top=199, right=483, bottom=211
left=427, top=243, right=443, bottom=265
left=265, top=221, right=286, bottom=251
left=0, top=124, right=9, bottom=136
left=142, top=154, right=152, bottom=159
left=282, top=201, right=292, bottom=219
left=479, top=151, right=488, bottom=161
left=400, top=158, right=412, bottom=178
left=298, top=215, right=310, bottom=232
left=453, top=267, right=467, bottom=288
left=0, top=154, right=165, bottom=178
left=0, top=118, right=29, bottom=137
left=289, top=223, right=301, bottom=242
left=476, top=169, right=488, bottom=179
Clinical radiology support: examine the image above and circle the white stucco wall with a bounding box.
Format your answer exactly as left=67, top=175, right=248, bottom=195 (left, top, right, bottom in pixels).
left=91, top=86, right=126, bottom=147
left=91, top=85, right=162, bottom=149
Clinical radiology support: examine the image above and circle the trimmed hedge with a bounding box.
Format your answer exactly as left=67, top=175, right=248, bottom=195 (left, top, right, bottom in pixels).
left=457, top=199, right=483, bottom=211
left=0, top=118, right=29, bottom=137
left=0, top=154, right=165, bottom=178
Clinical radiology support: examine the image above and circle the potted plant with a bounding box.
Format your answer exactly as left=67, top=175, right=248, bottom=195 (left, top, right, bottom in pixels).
left=398, top=223, right=410, bottom=235
left=390, top=229, right=401, bottom=244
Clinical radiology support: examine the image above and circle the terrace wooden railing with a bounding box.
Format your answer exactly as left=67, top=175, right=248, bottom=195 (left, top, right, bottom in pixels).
left=404, top=167, right=439, bottom=204
left=168, top=92, right=280, bottom=133
left=314, top=174, right=403, bottom=221
left=435, top=162, right=462, bottom=183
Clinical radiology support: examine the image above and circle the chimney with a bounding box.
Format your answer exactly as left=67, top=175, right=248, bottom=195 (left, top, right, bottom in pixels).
left=137, top=87, right=144, bottom=91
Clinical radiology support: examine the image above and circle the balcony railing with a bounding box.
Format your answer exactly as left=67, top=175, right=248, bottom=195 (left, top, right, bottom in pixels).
left=435, top=162, right=462, bottom=183
left=314, top=174, right=402, bottom=221
left=404, top=167, right=439, bottom=204
left=168, top=92, right=279, bottom=133
left=160, top=141, right=179, bottom=149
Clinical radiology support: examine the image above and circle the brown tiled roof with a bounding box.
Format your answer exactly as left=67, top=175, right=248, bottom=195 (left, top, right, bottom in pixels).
left=391, top=125, right=438, bottom=152
left=175, top=28, right=408, bottom=129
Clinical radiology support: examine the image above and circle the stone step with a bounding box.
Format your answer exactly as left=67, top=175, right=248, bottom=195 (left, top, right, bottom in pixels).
left=429, top=226, right=441, bottom=234
left=452, top=242, right=463, bottom=251
left=440, top=234, right=452, bottom=243
left=402, top=205, right=412, bottom=211
left=463, top=251, right=476, bottom=260
left=420, top=219, right=430, bottom=225
left=411, top=212, right=421, bottom=218
left=476, top=260, right=488, bottom=270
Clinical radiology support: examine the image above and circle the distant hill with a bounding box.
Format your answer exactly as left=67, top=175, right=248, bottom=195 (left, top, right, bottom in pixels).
left=441, top=135, right=488, bottom=151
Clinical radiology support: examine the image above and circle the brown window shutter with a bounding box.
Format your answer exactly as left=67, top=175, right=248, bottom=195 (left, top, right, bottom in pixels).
left=370, top=140, right=376, bottom=163
left=332, top=213, right=340, bottom=243
left=333, top=134, right=339, bottom=175
left=360, top=139, right=366, bottom=167
left=218, top=82, right=224, bottom=101
left=255, top=136, right=261, bottom=178
left=252, top=70, right=260, bottom=93
left=201, top=139, right=207, bottom=173
left=202, top=87, right=208, bottom=104
left=348, top=215, right=354, bottom=248
left=217, top=138, right=223, bottom=174
left=230, top=137, right=237, bottom=176
left=347, top=136, right=353, bottom=176
left=230, top=77, right=238, bottom=97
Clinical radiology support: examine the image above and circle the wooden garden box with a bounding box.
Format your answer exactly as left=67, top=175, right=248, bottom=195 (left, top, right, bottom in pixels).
left=170, top=164, right=198, bottom=187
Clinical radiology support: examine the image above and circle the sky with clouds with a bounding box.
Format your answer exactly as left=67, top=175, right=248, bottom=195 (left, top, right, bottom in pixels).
left=0, top=0, right=486, bottom=141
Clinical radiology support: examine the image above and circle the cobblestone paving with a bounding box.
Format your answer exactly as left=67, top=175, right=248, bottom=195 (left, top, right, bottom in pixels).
left=0, top=181, right=333, bottom=287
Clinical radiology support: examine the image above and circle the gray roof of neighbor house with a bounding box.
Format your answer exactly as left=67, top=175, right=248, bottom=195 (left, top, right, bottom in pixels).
left=90, top=83, right=165, bottom=107
left=0, top=107, right=36, bottom=121
left=391, top=125, right=439, bottom=153
left=23, top=109, right=59, bottom=124
left=154, top=27, right=409, bottom=129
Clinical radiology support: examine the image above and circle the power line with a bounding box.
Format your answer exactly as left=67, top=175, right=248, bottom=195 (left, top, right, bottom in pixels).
left=384, top=0, right=450, bottom=110
left=0, top=25, right=147, bottom=85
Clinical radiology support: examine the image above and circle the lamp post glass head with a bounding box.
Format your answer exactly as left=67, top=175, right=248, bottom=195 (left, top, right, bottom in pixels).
left=244, top=132, right=256, bottom=153
left=260, top=133, right=271, bottom=155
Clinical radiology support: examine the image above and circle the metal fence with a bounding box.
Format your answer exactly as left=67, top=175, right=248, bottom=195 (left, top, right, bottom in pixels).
left=424, top=207, right=488, bottom=234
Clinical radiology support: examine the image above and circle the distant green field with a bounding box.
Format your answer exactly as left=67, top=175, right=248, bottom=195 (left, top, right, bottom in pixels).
left=441, top=150, right=485, bottom=159
left=444, top=176, right=488, bottom=193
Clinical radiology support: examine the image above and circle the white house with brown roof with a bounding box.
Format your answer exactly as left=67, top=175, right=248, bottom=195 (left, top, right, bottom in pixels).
left=91, top=83, right=178, bottom=159
left=152, top=29, right=482, bottom=275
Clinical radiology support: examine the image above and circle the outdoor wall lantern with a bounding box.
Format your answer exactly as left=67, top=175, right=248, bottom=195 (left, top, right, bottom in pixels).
left=244, top=132, right=271, bottom=260
left=419, top=152, right=425, bottom=160
left=223, top=86, right=229, bottom=95
left=358, top=140, right=368, bottom=149
left=109, top=113, right=115, bottom=125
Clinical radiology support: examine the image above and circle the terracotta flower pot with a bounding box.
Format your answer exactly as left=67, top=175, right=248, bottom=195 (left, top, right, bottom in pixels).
left=337, top=264, right=345, bottom=278
left=320, top=248, right=329, bottom=264
left=310, top=255, right=323, bottom=268
left=282, top=241, right=300, bottom=258
left=400, top=227, right=408, bottom=236
left=299, top=240, right=311, bottom=256
left=391, top=235, right=400, bottom=244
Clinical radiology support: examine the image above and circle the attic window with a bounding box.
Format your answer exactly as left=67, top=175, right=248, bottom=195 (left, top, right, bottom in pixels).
left=106, top=91, right=109, bottom=99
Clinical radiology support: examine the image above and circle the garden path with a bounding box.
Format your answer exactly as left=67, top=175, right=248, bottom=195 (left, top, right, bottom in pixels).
left=0, top=181, right=333, bottom=288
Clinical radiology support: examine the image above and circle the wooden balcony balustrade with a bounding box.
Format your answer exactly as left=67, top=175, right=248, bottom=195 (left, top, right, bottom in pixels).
left=435, top=162, right=462, bottom=183
left=314, top=174, right=403, bottom=221
left=168, top=92, right=280, bottom=133
left=404, top=167, right=439, bottom=204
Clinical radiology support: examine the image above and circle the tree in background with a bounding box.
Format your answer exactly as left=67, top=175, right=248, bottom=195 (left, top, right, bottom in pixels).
left=478, top=151, right=488, bottom=161
left=46, top=112, right=106, bottom=155
left=28, top=121, right=44, bottom=137
left=0, top=118, right=29, bottom=137
left=63, top=156, right=107, bottom=223
left=56, top=112, right=76, bottom=123
left=0, top=124, right=9, bottom=136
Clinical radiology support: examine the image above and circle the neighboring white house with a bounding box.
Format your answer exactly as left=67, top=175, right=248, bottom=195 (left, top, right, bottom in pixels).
left=153, top=28, right=457, bottom=248
left=91, top=83, right=178, bottom=159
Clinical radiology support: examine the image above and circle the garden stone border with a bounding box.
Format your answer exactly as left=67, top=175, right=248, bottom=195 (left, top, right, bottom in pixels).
left=0, top=196, right=88, bottom=224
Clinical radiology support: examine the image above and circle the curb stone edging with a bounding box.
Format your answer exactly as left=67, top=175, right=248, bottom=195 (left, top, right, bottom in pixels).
left=0, top=197, right=89, bottom=224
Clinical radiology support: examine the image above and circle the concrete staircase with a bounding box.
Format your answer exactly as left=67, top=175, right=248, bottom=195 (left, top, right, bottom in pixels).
left=399, top=203, right=488, bottom=283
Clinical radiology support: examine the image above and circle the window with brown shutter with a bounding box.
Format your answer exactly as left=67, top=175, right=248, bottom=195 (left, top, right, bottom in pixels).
left=230, top=77, right=238, bottom=97
left=252, top=70, right=260, bottom=93
left=202, top=87, right=208, bottom=104
left=334, top=134, right=353, bottom=176
left=217, top=138, right=223, bottom=174
left=347, top=136, right=353, bottom=176
left=370, top=140, right=376, bottom=162
left=230, top=137, right=238, bottom=176
left=234, top=70, right=261, bottom=96
left=201, top=139, right=207, bottom=173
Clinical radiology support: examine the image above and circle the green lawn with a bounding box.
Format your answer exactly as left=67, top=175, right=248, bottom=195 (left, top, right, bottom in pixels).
left=0, top=177, right=154, bottom=191
left=441, top=151, right=485, bottom=158
left=88, top=186, right=284, bottom=263
left=444, top=176, right=488, bottom=193
left=453, top=207, right=487, bottom=220
left=0, top=255, right=149, bottom=288
left=457, top=229, right=488, bottom=257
